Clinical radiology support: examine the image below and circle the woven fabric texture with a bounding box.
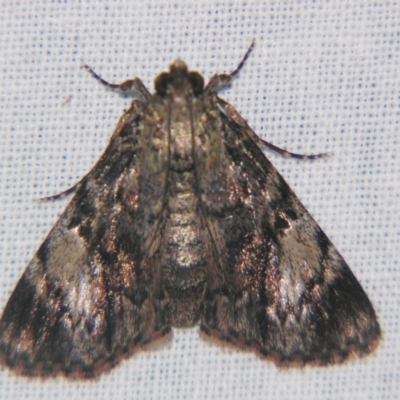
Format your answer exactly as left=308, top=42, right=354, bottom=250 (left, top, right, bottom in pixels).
left=0, top=1, right=398, bottom=399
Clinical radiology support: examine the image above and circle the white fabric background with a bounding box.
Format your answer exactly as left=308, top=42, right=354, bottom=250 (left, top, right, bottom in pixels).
left=0, top=1, right=398, bottom=399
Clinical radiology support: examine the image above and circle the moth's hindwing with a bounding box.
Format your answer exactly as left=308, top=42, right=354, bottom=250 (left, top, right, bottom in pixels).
left=199, top=99, right=381, bottom=365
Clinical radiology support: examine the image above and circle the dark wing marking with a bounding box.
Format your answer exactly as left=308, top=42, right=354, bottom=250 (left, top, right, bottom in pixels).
left=0, top=102, right=171, bottom=378
left=199, top=99, right=381, bottom=365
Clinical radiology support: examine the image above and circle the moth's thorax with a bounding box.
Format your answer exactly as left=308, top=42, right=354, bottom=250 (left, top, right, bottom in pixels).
left=146, top=92, right=204, bottom=173
left=168, top=94, right=202, bottom=172
left=146, top=60, right=206, bottom=173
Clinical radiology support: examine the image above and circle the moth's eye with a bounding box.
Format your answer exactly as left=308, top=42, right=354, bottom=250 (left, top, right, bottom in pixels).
left=155, top=73, right=172, bottom=96
left=188, top=73, right=204, bottom=95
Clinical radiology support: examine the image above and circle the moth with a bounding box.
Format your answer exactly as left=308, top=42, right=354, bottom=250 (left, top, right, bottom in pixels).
left=0, top=41, right=380, bottom=379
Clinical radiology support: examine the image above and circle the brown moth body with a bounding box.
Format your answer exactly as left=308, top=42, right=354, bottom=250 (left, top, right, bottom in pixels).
left=0, top=43, right=380, bottom=378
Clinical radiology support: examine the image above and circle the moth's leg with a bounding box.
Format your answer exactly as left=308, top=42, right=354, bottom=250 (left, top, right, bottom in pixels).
left=218, top=98, right=331, bottom=160
left=205, top=39, right=256, bottom=93
left=82, top=64, right=152, bottom=100
left=258, top=137, right=331, bottom=160
left=38, top=180, right=83, bottom=202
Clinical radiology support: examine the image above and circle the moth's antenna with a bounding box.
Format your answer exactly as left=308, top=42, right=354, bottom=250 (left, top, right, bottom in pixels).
left=81, top=64, right=151, bottom=100
left=229, top=39, right=256, bottom=79
left=205, top=39, right=256, bottom=93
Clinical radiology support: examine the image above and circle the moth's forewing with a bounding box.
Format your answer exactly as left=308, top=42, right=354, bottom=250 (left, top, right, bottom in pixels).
left=0, top=102, right=171, bottom=378
left=199, top=99, right=380, bottom=365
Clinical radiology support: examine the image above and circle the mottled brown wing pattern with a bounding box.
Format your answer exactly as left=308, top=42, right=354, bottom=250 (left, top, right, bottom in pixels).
left=0, top=45, right=381, bottom=379
left=199, top=99, right=381, bottom=365
left=0, top=102, right=171, bottom=378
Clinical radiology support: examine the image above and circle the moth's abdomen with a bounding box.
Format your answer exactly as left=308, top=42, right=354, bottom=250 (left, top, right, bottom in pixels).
left=162, top=171, right=207, bottom=327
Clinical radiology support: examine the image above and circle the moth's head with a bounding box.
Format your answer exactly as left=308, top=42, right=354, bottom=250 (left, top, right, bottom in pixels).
left=154, top=59, right=204, bottom=97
